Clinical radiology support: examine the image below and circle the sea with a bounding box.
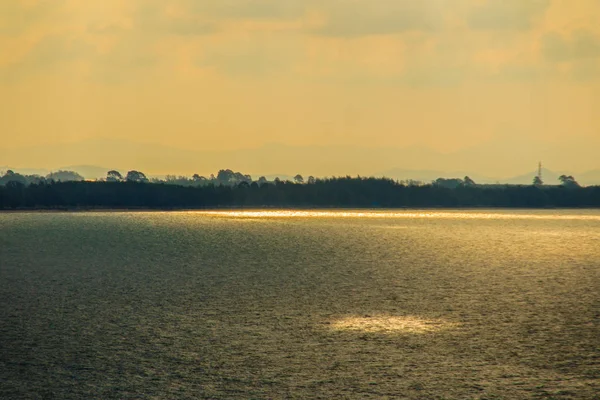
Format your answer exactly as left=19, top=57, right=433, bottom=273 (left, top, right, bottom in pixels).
left=1, top=209, right=599, bottom=399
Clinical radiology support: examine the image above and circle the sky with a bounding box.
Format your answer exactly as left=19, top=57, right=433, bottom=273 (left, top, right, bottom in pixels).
left=1, top=0, right=599, bottom=177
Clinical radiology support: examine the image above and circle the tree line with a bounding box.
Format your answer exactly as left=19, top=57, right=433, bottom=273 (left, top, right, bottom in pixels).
left=0, top=168, right=314, bottom=187
left=2, top=167, right=583, bottom=188
left=1, top=174, right=598, bottom=209
left=0, top=170, right=84, bottom=186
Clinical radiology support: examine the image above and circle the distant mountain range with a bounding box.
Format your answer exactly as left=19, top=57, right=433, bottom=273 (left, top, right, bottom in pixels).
left=377, top=167, right=600, bottom=185
left=578, top=169, right=600, bottom=185
left=0, top=165, right=116, bottom=180
left=1, top=138, right=599, bottom=184
left=2, top=164, right=599, bottom=186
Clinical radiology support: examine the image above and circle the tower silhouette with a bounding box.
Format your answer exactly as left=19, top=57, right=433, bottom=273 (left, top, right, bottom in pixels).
left=533, top=161, right=544, bottom=186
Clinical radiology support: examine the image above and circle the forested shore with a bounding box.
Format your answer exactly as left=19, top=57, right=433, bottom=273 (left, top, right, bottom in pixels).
left=1, top=177, right=599, bottom=209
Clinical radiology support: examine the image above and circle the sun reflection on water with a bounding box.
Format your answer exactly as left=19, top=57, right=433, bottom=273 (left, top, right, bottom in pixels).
left=330, top=315, right=459, bottom=334
left=194, top=210, right=600, bottom=221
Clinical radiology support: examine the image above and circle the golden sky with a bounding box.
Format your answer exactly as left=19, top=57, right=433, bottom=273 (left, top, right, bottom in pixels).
left=0, top=0, right=599, bottom=176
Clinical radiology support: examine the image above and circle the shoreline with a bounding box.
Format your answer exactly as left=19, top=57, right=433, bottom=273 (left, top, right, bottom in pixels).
left=1, top=205, right=599, bottom=213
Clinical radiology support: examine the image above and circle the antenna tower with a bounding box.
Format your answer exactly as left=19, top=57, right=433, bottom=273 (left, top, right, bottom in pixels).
left=538, top=161, right=542, bottom=181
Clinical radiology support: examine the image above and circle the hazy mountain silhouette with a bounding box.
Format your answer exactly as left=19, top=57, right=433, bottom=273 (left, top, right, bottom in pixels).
left=1, top=165, right=117, bottom=180
left=502, top=168, right=561, bottom=185
left=0, top=139, right=449, bottom=177
left=378, top=168, right=495, bottom=184
left=1, top=138, right=598, bottom=183
left=0, top=166, right=50, bottom=176
left=449, top=134, right=600, bottom=176
left=377, top=167, right=600, bottom=185
left=578, top=169, right=600, bottom=186
left=59, top=165, right=117, bottom=179
left=2, top=164, right=599, bottom=185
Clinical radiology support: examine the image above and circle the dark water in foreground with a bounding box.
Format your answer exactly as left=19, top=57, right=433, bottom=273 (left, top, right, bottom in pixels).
left=1, top=210, right=599, bottom=399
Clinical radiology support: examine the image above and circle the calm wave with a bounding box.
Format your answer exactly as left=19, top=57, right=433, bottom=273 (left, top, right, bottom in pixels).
left=1, top=209, right=599, bottom=398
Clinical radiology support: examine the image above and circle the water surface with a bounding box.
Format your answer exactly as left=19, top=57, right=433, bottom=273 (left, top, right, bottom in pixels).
left=1, top=210, right=599, bottom=398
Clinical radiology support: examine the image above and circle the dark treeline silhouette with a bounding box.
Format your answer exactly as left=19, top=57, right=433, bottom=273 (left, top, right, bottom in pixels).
left=1, top=175, right=599, bottom=209
left=0, top=169, right=84, bottom=186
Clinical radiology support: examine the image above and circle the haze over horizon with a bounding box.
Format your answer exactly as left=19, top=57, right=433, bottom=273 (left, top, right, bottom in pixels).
left=1, top=0, right=599, bottom=177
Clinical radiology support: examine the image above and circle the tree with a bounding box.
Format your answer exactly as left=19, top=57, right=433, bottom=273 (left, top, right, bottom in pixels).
left=258, top=176, right=268, bottom=185
left=434, top=178, right=463, bottom=189
left=46, top=170, right=84, bottom=182
left=126, top=170, right=148, bottom=183
left=192, top=174, right=207, bottom=183
left=106, top=170, right=123, bottom=182
left=0, top=175, right=598, bottom=210
left=533, top=176, right=543, bottom=186
left=6, top=180, right=24, bottom=189
left=307, top=176, right=316, bottom=185
left=217, top=169, right=235, bottom=184
left=0, top=170, right=27, bottom=186
left=559, top=175, right=580, bottom=188
left=294, top=174, right=304, bottom=184
left=232, top=172, right=252, bottom=184
left=463, top=176, right=476, bottom=186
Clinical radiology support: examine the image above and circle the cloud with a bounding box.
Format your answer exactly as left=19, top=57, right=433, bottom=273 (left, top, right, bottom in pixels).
left=186, top=0, right=308, bottom=20
left=570, top=58, right=600, bottom=81
left=87, top=23, right=129, bottom=35
left=150, top=19, right=215, bottom=36
left=540, top=30, right=600, bottom=80
left=313, top=0, right=449, bottom=36
left=131, top=2, right=216, bottom=36
left=0, top=34, right=95, bottom=83
left=24, top=34, right=92, bottom=63
left=1, top=33, right=161, bottom=86
left=489, top=64, right=543, bottom=82
left=0, top=1, right=215, bottom=85
left=0, top=1, right=60, bottom=36
left=3, top=0, right=599, bottom=88
left=468, top=0, right=550, bottom=31
left=198, top=34, right=303, bottom=78
left=400, top=66, right=468, bottom=88
left=89, top=39, right=159, bottom=84
left=542, top=30, right=600, bottom=62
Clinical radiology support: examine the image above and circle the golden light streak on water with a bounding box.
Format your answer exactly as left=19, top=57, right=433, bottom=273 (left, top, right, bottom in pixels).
left=192, top=210, right=600, bottom=221
left=330, top=315, right=459, bottom=334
